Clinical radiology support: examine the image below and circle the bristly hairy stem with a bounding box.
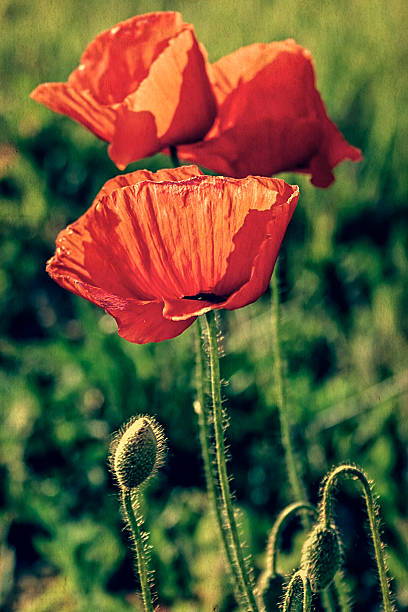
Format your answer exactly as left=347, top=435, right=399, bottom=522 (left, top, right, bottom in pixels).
left=122, top=490, right=154, bottom=612
left=174, top=146, right=243, bottom=603
left=270, top=266, right=306, bottom=503
left=169, top=145, right=180, bottom=167
left=321, top=464, right=394, bottom=612
left=283, top=570, right=312, bottom=612
left=259, top=501, right=347, bottom=612
left=266, top=502, right=318, bottom=578
left=202, top=311, right=260, bottom=612
left=194, top=321, right=245, bottom=601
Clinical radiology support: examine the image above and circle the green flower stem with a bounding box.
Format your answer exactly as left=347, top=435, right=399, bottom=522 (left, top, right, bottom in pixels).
left=332, top=574, right=351, bottom=612
left=270, top=266, right=306, bottom=503
left=323, top=582, right=347, bottom=612
left=202, top=310, right=260, bottom=612
left=122, top=490, right=154, bottom=612
left=321, top=465, right=394, bottom=612
left=266, top=502, right=318, bottom=578
left=283, top=570, right=312, bottom=612
left=194, top=322, right=245, bottom=600
left=171, top=146, right=245, bottom=603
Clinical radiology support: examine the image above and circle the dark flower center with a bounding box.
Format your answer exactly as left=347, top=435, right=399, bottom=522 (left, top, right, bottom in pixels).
left=183, top=292, right=226, bottom=304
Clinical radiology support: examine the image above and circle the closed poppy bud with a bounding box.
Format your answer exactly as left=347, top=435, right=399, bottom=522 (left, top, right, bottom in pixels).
left=178, top=39, right=362, bottom=187
left=30, top=12, right=216, bottom=169
left=300, top=523, right=342, bottom=592
left=283, top=570, right=311, bottom=612
left=110, top=416, right=166, bottom=490
left=46, top=165, right=299, bottom=344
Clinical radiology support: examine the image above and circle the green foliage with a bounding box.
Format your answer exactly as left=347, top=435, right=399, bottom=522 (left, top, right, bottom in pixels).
left=35, top=520, right=124, bottom=598
left=1, top=0, right=407, bottom=610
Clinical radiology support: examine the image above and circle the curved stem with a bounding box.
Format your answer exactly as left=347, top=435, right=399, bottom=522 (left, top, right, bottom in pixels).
left=194, top=321, right=244, bottom=600
left=122, top=490, right=154, bottom=612
left=266, top=502, right=318, bottom=578
left=169, top=145, right=180, bottom=167
left=270, top=266, right=306, bottom=503
left=283, top=570, right=312, bottom=612
left=321, top=465, right=394, bottom=611
left=202, top=311, right=260, bottom=611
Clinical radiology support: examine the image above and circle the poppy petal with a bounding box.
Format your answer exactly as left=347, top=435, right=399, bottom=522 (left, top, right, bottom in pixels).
left=47, top=223, right=142, bottom=301
left=222, top=187, right=299, bottom=309
left=98, top=165, right=204, bottom=199
left=178, top=40, right=361, bottom=187
left=68, top=12, right=185, bottom=105
left=108, top=27, right=216, bottom=167
left=163, top=297, right=218, bottom=320
left=162, top=180, right=299, bottom=320
left=48, top=173, right=296, bottom=308
left=47, top=170, right=298, bottom=343
left=30, top=12, right=216, bottom=167
left=118, top=175, right=293, bottom=303
left=46, top=265, right=194, bottom=344
left=107, top=300, right=195, bottom=344
left=30, top=83, right=116, bottom=141
left=47, top=166, right=208, bottom=306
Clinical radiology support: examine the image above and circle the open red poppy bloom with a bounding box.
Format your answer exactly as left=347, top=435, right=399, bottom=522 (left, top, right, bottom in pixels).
left=47, top=166, right=299, bottom=344
left=178, top=40, right=362, bottom=188
left=30, top=12, right=216, bottom=169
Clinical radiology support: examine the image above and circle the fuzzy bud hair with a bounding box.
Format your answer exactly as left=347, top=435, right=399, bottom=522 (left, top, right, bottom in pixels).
left=110, top=415, right=166, bottom=490
left=300, top=523, right=341, bottom=592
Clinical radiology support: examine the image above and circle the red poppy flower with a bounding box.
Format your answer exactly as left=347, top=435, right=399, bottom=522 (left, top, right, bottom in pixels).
left=178, top=40, right=362, bottom=188
left=47, top=166, right=299, bottom=344
left=30, top=12, right=216, bottom=169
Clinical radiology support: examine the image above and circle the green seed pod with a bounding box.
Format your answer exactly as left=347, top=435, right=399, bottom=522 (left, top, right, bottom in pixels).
left=300, top=523, right=341, bottom=592
left=110, top=416, right=166, bottom=490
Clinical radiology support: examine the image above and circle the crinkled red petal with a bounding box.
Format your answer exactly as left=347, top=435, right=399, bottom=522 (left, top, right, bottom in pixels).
left=47, top=170, right=298, bottom=341
left=163, top=181, right=299, bottom=320
left=69, top=12, right=184, bottom=104
left=108, top=27, right=216, bottom=167
left=178, top=40, right=362, bottom=187
left=30, top=12, right=216, bottom=168
left=110, top=300, right=195, bottom=344
left=97, top=165, right=204, bottom=199
left=30, top=83, right=116, bottom=142
left=45, top=268, right=194, bottom=344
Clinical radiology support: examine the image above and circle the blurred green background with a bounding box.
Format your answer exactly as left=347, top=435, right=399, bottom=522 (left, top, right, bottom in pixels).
left=1, top=0, right=407, bottom=610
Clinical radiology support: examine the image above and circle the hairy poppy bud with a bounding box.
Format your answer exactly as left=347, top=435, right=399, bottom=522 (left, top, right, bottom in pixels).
left=300, top=523, right=342, bottom=592
left=283, top=570, right=311, bottom=612
left=110, top=415, right=166, bottom=490
left=287, top=588, right=303, bottom=612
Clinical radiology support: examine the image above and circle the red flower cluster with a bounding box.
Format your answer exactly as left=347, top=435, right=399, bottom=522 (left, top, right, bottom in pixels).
left=31, top=12, right=361, bottom=185
left=35, top=11, right=364, bottom=343
left=47, top=167, right=299, bottom=343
